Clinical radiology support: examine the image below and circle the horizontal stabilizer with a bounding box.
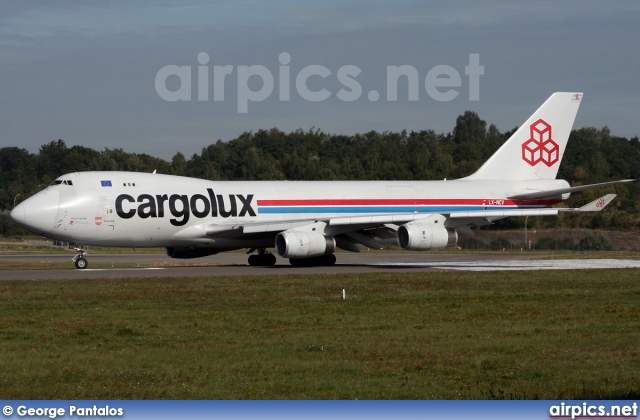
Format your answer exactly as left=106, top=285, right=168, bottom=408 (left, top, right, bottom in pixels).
left=575, top=194, right=616, bottom=212
left=508, top=179, right=635, bottom=200
left=450, top=194, right=617, bottom=221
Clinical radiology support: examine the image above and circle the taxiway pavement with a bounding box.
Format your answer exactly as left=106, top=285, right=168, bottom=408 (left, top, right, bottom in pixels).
left=1, top=252, right=639, bottom=280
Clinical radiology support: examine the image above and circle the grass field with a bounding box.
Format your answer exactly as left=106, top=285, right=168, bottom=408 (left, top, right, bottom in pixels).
left=1, top=269, right=639, bottom=399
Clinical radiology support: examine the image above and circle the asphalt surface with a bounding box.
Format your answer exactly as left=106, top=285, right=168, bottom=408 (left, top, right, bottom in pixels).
left=1, top=252, right=640, bottom=280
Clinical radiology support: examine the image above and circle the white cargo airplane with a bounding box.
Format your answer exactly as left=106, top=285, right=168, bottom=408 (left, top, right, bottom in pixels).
left=11, top=92, right=634, bottom=269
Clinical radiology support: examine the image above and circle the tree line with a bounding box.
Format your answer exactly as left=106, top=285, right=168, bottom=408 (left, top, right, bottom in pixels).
left=1, top=111, right=639, bottom=237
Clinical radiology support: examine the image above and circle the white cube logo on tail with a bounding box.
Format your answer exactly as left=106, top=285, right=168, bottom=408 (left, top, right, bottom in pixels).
left=521, top=119, right=559, bottom=167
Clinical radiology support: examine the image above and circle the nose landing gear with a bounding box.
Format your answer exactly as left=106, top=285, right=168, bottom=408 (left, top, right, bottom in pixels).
left=72, top=248, right=88, bottom=269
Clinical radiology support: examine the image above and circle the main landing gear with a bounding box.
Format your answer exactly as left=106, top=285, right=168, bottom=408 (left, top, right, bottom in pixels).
left=246, top=249, right=337, bottom=267
left=72, top=248, right=88, bottom=269
left=289, top=254, right=336, bottom=267
left=247, top=248, right=277, bottom=266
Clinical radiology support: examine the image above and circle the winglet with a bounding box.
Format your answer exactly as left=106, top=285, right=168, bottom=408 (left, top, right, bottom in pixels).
left=577, top=194, right=616, bottom=212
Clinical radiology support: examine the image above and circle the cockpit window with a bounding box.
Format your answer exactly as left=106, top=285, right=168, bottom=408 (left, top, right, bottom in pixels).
left=49, top=180, right=73, bottom=186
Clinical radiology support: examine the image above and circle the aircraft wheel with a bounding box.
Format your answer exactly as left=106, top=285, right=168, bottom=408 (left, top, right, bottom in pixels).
left=324, top=254, right=336, bottom=266
left=265, top=253, right=277, bottom=266
left=75, top=257, right=88, bottom=269
left=289, top=255, right=335, bottom=267
left=289, top=258, right=304, bottom=267
left=248, top=254, right=277, bottom=266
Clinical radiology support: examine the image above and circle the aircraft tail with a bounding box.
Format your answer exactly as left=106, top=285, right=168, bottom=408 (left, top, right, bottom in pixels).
left=464, top=92, right=583, bottom=181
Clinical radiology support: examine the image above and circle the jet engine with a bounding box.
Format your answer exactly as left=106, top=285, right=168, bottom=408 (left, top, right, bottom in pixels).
left=397, top=222, right=457, bottom=251
left=165, top=246, right=219, bottom=259
left=275, top=230, right=336, bottom=258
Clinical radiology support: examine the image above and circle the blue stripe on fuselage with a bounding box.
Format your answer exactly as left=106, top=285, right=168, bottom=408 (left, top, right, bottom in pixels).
left=257, top=205, right=527, bottom=214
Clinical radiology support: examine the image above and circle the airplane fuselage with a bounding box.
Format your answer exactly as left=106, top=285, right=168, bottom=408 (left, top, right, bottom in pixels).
left=13, top=171, right=568, bottom=249
left=14, top=93, right=623, bottom=269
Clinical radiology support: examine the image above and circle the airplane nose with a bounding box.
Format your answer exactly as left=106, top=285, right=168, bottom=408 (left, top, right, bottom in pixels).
left=10, top=190, right=60, bottom=235
left=10, top=204, right=25, bottom=225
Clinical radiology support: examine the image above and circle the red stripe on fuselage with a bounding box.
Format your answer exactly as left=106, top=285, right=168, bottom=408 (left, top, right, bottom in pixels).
left=257, top=198, right=563, bottom=207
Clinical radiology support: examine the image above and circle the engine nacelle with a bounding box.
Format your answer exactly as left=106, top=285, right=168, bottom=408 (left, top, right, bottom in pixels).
left=165, top=246, right=219, bottom=259
left=397, top=222, right=457, bottom=251
left=275, top=230, right=336, bottom=259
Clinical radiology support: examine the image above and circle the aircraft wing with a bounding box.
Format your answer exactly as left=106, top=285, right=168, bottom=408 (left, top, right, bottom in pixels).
left=507, top=179, right=634, bottom=200
left=179, top=194, right=617, bottom=242
left=172, top=217, right=333, bottom=241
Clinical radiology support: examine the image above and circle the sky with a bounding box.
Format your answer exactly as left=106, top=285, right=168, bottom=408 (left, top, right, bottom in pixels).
left=1, top=0, right=639, bottom=160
